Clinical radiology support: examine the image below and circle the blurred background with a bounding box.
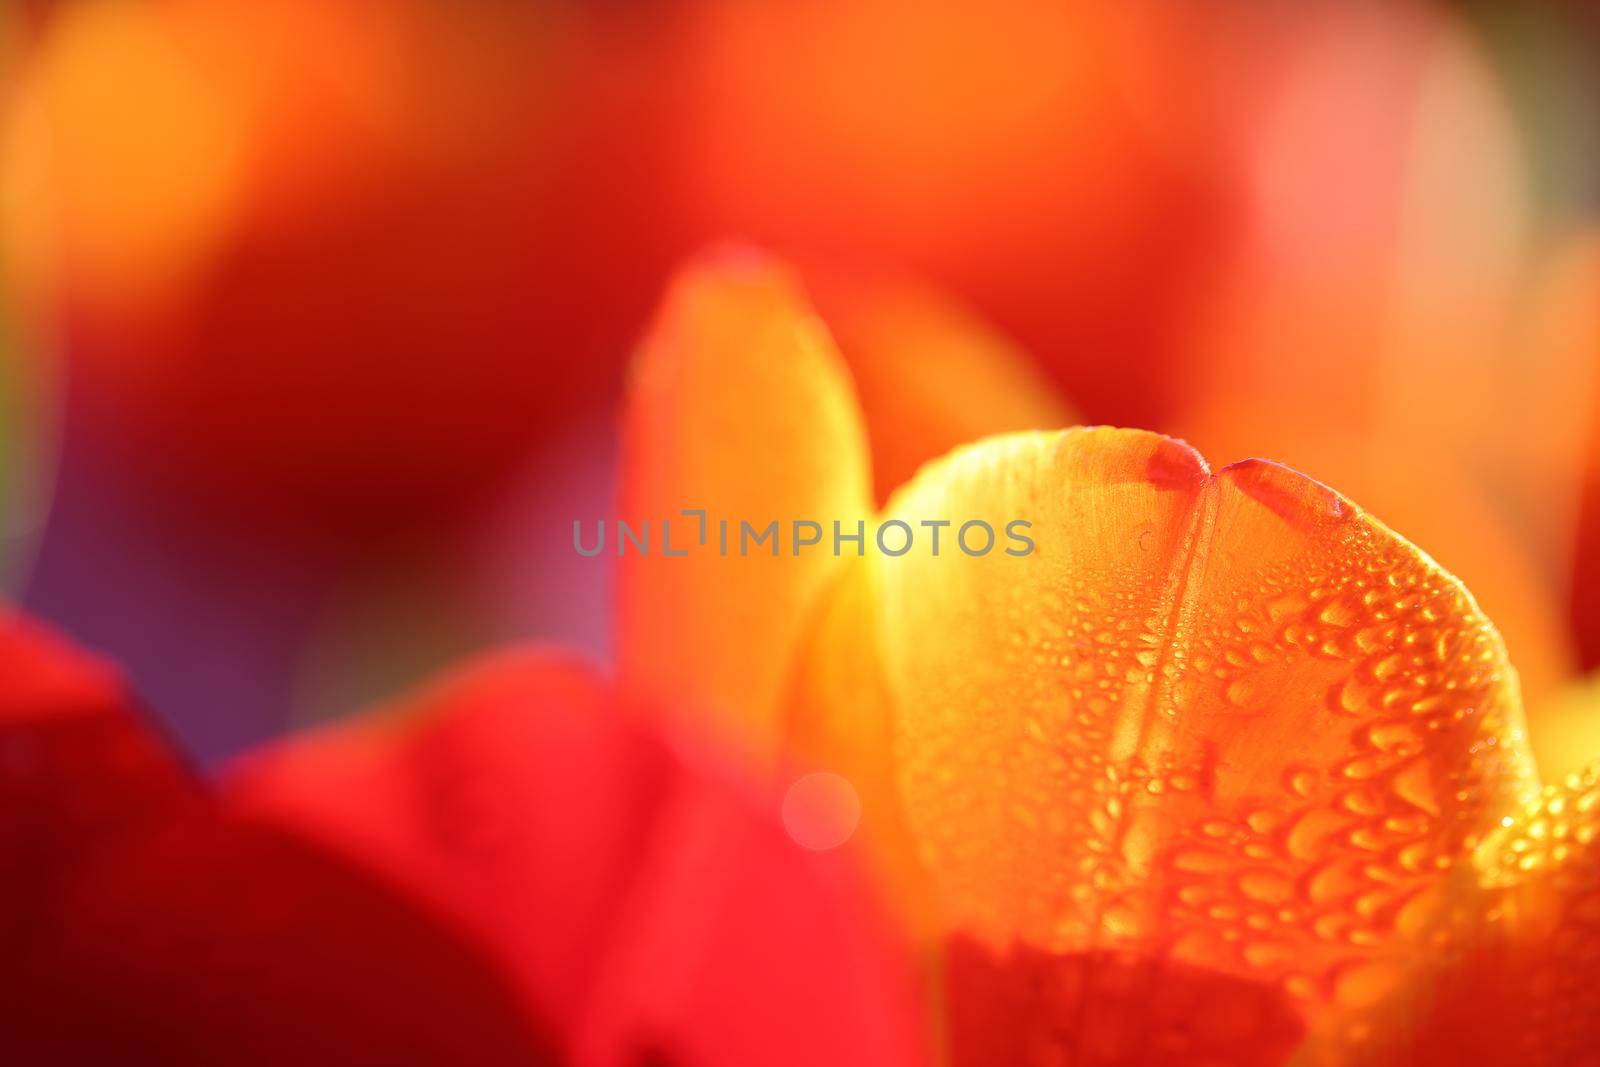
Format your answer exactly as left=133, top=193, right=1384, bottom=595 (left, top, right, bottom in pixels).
left=2, top=0, right=1598, bottom=769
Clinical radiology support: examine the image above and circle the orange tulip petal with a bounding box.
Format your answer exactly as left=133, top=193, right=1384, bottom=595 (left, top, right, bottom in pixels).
left=862, top=428, right=1535, bottom=1063
left=1171, top=424, right=1578, bottom=712
left=617, top=246, right=872, bottom=762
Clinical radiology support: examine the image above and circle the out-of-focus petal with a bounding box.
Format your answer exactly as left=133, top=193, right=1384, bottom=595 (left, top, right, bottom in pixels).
left=1, top=611, right=558, bottom=1064
left=617, top=247, right=873, bottom=763
left=1526, top=672, right=1600, bottom=786
left=573, top=713, right=929, bottom=1067
left=0, top=610, right=198, bottom=941
left=861, top=428, right=1535, bottom=1063
left=1387, top=754, right=1600, bottom=1066
left=230, top=649, right=929, bottom=1067
left=19, top=811, right=559, bottom=1066
left=782, top=557, right=936, bottom=947
left=808, top=271, right=1076, bottom=503
left=0, top=311, right=52, bottom=589
left=229, top=649, right=665, bottom=1047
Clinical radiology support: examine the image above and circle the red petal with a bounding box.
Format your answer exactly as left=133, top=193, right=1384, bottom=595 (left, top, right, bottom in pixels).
left=2, top=615, right=558, bottom=1063
left=230, top=649, right=930, bottom=1066
left=20, top=811, right=559, bottom=1065
left=574, top=736, right=928, bottom=1067
left=229, top=650, right=670, bottom=1046
left=0, top=609, right=198, bottom=944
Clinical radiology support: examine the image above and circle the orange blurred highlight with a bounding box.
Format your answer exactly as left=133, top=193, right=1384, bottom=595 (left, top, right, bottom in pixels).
left=810, top=271, right=1076, bottom=504
left=676, top=0, right=1226, bottom=426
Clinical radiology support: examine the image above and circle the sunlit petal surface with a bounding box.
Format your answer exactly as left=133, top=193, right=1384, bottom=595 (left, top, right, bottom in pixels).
left=860, top=427, right=1536, bottom=1064
left=617, top=248, right=873, bottom=760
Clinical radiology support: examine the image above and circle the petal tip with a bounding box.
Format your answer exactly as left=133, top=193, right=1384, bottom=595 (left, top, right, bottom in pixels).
left=1218, top=458, right=1351, bottom=528
left=1143, top=434, right=1211, bottom=491
left=1048, top=427, right=1210, bottom=490
left=680, top=239, right=797, bottom=290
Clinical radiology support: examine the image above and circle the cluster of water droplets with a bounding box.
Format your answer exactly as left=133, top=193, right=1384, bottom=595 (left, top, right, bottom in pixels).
left=913, top=520, right=1535, bottom=1054
left=1155, top=527, right=1529, bottom=1040
left=904, top=554, right=1173, bottom=949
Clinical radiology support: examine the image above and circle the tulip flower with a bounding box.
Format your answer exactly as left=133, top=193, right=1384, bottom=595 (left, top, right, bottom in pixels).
left=618, top=249, right=1600, bottom=1065
left=1, top=609, right=928, bottom=1065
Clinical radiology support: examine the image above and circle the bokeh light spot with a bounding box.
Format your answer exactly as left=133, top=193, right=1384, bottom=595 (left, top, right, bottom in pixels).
left=781, top=772, right=861, bottom=851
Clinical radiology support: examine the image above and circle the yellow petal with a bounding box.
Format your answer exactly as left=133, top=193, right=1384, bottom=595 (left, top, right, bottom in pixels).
left=865, top=427, right=1536, bottom=1062
left=616, top=247, right=872, bottom=763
